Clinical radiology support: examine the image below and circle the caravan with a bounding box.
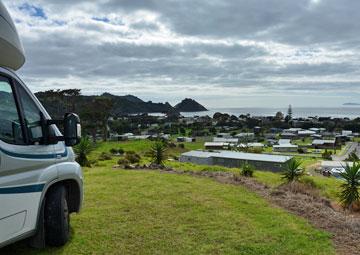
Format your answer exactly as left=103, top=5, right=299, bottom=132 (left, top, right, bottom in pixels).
left=0, top=1, right=83, bottom=248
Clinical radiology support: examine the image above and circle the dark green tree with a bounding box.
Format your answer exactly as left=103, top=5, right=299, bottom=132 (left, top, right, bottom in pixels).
left=285, top=104, right=292, bottom=123
left=81, top=97, right=113, bottom=141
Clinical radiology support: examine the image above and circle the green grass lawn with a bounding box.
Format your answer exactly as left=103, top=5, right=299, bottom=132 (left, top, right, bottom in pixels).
left=92, top=139, right=204, bottom=159
left=94, top=140, right=342, bottom=202
left=4, top=167, right=335, bottom=255
left=167, top=159, right=342, bottom=202
left=293, top=138, right=312, bottom=146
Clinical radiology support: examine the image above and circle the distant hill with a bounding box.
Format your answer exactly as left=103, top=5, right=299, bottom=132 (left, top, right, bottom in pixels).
left=343, top=103, right=360, bottom=106
left=174, top=98, right=208, bottom=112
left=35, top=91, right=178, bottom=118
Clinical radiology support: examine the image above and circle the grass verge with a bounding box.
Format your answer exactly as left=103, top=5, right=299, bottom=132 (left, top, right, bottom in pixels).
left=3, top=167, right=335, bottom=255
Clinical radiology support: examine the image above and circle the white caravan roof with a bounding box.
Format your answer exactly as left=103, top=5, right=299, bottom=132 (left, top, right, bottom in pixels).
left=0, top=1, right=25, bottom=70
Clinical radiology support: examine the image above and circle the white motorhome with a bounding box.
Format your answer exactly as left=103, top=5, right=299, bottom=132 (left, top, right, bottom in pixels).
left=0, top=1, right=83, bottom=249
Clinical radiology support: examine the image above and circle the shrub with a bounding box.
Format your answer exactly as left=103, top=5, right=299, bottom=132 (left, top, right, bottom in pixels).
left=110, top=148, right=125, bottom=155
left=117, top=158, right=130, bottom=165
left=322, top=149, right=332, bottom=160
left=282, top=158, right=303, bottom=183
left=74, top=137, right=94, bottom=167
left=98, top=152, right=112, bottom=161
left=241, top=163, right=254, bottom=177
left=124, top=151, right=141, bottom=164
left=339, top=163, right=360, bottom=211
left=297, top=148, right=305, bottom=154
left=149, top=142, right=167, bottom=165
left=178, top=143, right=185, bottom=149
left=168, top=142, right=176, bottom=148
left=247, top=147, right=263, bottom=154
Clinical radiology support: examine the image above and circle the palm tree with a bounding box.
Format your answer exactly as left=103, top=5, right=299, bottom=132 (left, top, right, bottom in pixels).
left=149, top=142, right=166, bottom=166
left=339, top=163, right=360, bottom=211
left=282, top=158, right=303, bottom=183
left=74, top=137, right=94, bottom=167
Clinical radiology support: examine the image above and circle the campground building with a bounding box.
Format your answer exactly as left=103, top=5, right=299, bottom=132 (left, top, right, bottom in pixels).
left=204, top=142, right=229, bottom=150
left=180, top=150, right=292, bottom=172
left=273, top=144, right=298, bottom=152
left=312, top=139, right=338, bottom=149
left=273, top=139, right=298, bottom=152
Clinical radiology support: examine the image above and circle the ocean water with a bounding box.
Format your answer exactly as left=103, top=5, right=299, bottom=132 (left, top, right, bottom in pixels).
left=181, top=107, right=360, bottom=119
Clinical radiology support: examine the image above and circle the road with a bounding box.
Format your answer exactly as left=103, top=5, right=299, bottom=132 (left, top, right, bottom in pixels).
left=331, top=142, right=360, bottom=161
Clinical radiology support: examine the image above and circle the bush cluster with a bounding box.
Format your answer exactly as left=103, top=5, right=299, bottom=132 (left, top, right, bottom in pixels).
left=322, top=150, right=333, bottom=160
left=178, top=143, right=185, bottom=149
left=241, top=163, right=254, bottom=177
left=247, top=147, right=263, bottom=154
left=98, top=152, right=112, bottom=161
left=110, top=148, right=125, bottom=155
left=117, top=158, right=130, bottom=165
left=124, top=151, right=141, bottom=164
left=297, top=148, right=306, bottom=154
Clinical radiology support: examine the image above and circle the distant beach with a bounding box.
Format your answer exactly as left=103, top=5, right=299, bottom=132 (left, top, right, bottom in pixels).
left=181, top=107, right=360, bottom=119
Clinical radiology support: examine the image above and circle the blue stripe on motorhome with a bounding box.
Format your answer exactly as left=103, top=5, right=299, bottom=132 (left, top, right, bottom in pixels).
left=0, top=184, right=45, bottom=194
left=0, top=147, right=67, bottom=159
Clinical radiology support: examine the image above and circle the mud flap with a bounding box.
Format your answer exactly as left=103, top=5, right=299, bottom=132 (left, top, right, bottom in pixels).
left=28, top=197, right=46, bottom=249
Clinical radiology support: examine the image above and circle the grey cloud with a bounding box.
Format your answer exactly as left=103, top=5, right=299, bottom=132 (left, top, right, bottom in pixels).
left=3, top=0, right=360, bottom=107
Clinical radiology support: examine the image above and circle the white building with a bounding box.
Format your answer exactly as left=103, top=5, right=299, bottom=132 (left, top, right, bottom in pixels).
left=342, top=130, right=353, bottom=136
left=204, top=142, right=229, bottom=150
left=247, top=143, right=264, bottom=148
left=278, top=139, right=291, bottom=145
left=298, top=130, right=316, bottom=137
left=213, top=137, right=239, bottom=144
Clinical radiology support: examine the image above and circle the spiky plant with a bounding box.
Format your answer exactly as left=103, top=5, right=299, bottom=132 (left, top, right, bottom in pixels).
left=150, top=142, right=166, bottom=166
left=339, top=163, right=360, bottom=211
left=282, top=158, right=303, bottom=183
left=74, top=137, right=93, bottom=167
left=346, top=152, right=360, bottom=162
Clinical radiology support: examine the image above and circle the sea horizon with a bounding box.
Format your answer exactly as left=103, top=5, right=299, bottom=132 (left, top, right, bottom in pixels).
left=180, top=106, right=360, bottom=119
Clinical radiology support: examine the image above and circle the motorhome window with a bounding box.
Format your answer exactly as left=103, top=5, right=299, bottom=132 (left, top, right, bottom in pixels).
left=16, top=83, right=43, bottom=143
left=0, top=77, right=24, bottom=144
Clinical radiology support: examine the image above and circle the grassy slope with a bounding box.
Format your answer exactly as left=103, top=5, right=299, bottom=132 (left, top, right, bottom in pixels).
left=3, top=140, right=340, bottom=254
left=169, top=161, right=342, bottom=202
left=96, top=140, right=342, bottom=202
left=4, top=167, right=334, bottom=255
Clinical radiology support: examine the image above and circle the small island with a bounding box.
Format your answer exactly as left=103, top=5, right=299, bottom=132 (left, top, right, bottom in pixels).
left=174, top=98, right=208, bottom=112
left=343, top=103, right=360, bottom=106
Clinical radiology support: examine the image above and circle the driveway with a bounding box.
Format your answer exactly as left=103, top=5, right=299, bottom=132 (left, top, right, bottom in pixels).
left=331, top=142, right=360, bottom=161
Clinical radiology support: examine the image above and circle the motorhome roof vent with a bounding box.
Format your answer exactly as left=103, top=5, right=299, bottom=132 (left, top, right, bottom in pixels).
left=0, top=1, right=25, bottom=71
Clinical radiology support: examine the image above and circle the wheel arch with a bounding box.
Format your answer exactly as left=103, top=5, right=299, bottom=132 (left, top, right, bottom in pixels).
left=44, top=179, right=82, bottom=213
left=30, top=177, right=82, bottom=248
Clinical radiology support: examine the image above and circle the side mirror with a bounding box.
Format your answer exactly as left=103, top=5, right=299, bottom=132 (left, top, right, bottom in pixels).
left=64, top=113, right=81, bottom=146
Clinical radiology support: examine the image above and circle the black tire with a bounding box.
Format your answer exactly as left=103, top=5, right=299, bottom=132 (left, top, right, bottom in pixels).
left=44, top=185, right=70, bottom=247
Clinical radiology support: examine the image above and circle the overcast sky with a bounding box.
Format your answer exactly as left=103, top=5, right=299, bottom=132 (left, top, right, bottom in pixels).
left=3, top=0, right=360, bottom=108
